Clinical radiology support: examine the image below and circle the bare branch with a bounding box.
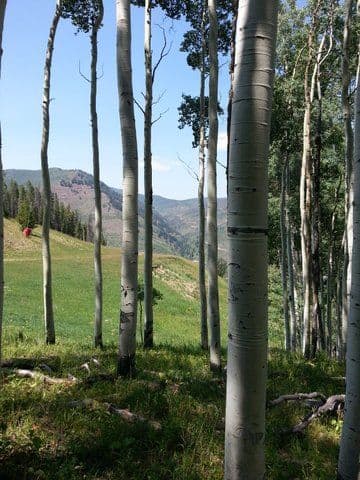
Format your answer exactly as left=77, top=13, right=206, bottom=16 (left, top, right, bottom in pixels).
left=177, top=154, right=199, bottom=182
left=290, top=395, right=345, bottom=434
left=152, top=108, right=169, bottom=125
left=152, top=24, right=172, bottom=83
left=217, top=159, right=226, bottom=170
left=78, top=61, right=91, bottom=83
left=10, top=368, right=78, bottom=385
left=152, top=90, right=166, bottom=107
left=134, top=97, right=145, bottom=116
left=68, top=398, right=161, bottom=430
left=269, top=392, right=326, bottom=407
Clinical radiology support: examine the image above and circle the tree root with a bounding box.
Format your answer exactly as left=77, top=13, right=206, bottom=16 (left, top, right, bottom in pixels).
left=68, top=398, right=161, bottom=430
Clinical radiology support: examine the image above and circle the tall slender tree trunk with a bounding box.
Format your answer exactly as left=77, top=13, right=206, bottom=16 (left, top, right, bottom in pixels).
left=285, top=162, right=297, bottom=351
left=280, top=159, right=290, bottom=350
left=312, top=72, right=325, bottom=354
left=341, top=0, right=354, bottom=361
left=41, top=0, right=62, bottom=345
left=224, top=1, right=278, bottom=478
left=326, top=185, right=340, bottom=356
left=0, top=0, right=7, bottom=364
left=207, top=0, right=221, bottom=372
left=92, top=2, right=104, bottom=349
left=116, top=0, right=139, bottom=377
left=300, top=51, right=313, bottom=358
left=226, top=0, right=238, bottom=194
left=337, top=264, right=343, bottom=358
left=300, top=5, right=322, bottom=358
left=338, top=12, right=360, bottom=476
left=143, top=0, right=154, bottom=349
left=198, top=7, right=208, bottom=350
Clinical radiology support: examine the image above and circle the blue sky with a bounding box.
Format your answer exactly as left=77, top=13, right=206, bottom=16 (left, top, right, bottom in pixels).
left=1, top=1, right=229, bottom=200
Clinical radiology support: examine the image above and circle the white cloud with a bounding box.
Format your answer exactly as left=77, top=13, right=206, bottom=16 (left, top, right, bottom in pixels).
left=139, top=157, right=172, bottom=173
left=218, top=131, right=228, bottom=152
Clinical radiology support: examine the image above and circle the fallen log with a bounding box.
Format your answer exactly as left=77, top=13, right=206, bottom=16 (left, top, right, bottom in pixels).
left=68, top=399, right=161, bottom=430
left=291, top=394, right=345, bottom=434
left=10, top=369, right=77, bottom=385
left=270, top=392, right=345, bottom=434
left=269, top=392, right=327, bottom=407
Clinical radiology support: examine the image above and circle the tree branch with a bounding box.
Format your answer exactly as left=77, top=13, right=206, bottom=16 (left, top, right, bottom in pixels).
left=177, top=154, right=199, bottom=182
left=152, top=24, right=172, bottom=83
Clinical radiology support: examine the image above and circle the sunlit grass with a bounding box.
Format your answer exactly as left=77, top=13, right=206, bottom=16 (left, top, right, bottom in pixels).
left=0, top=220, right=345, bottom=479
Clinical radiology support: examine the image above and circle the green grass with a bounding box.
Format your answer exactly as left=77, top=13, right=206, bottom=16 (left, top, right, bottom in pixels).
left=0, top=219, right=345, bottom=479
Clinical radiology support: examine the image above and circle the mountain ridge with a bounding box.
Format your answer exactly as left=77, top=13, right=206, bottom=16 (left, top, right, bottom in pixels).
left=4, top=168, right=227, bottom=258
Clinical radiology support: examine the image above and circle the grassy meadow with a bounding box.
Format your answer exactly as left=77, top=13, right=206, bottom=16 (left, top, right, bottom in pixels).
left=0, top=219, right=344, bottom=479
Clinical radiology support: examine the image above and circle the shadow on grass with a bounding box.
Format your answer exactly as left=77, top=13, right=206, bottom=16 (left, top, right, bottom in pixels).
left=0, top=345, right=345, bottom=479
left=0, top=345, right=225, bottom=480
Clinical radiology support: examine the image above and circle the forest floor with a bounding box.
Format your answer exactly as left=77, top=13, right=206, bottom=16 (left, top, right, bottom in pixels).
left=0, top=220, right=345, bottom=479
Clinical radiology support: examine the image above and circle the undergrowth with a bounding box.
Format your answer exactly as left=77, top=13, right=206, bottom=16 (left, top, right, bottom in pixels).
left=0, top=221, right=345, bottom=479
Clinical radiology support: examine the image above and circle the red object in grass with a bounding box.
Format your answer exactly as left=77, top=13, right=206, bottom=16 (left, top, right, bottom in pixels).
left=23, top=227, right=32, bottom=237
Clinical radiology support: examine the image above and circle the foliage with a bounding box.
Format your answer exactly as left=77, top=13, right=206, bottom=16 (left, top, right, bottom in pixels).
left=178, top=94, right=223, bottom=148
left=138, top=281, right=163, bottom=306
left=61, top=0, right=103, bottom=33
left=17, top=198, right=36, bottom=230
left=4, top=180, right=91, bottom=243
left=217, top=257, right=227, bottom=278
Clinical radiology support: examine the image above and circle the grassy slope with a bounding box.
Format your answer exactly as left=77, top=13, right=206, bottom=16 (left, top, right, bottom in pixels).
left=0, top=219, right=344, bottom=479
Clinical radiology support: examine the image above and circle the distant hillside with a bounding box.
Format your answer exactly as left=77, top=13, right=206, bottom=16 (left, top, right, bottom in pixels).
left=5, top=168, right=227, bottom=259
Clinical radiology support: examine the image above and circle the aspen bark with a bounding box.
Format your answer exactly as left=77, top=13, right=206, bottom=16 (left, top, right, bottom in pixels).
left=285, top=163, right=297, bottom=351
left=41, top=0, right=62, bottom=345
left=341, top=0, right=355, bottom=360
left=0, top=0, right=6, bottom=364
left=116, top=0, right=139, bottom=377
left=198, top=1, right=208, bottom=351
left=312, top=69, right=325, bottom=354
left=326, top=184, right=340, bottom=356
left=280, top=160, right=290, bottom=350
left=207, top=0, right=221, bottom=372
left=143, top=0, right=154, bottom=349
left=337, top=265, right=343, bottom=358
left=300, top=55, right=313, bottom=358
left=338, top=8, right=360, bottom=474
left=300, top=5, right=322, bottom=358
left=224, top=1, right=278, bottom=477
left=92, top=2, right=104, bottom=349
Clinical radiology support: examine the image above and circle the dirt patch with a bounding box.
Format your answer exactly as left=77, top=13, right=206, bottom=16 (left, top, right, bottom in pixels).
left=153, top=263, right=198, bottom=300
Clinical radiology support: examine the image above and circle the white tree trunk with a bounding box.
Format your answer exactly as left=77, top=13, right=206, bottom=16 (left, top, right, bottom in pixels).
left=0, top=0, right=7, bottom=364
left=338, top=8, right=360, bottom=475
left=207, top=0, right=221, bottom=372
left=300, top=12, right=324, bottom=358
left=285, top=163, right=297, bottom=351
left=91, top=2, right=104, bottom=349
left=199, top=2, right=208, bottom=351
left=143, top=0, right=154, bottom=349
left=341, top=0, right=355, bottom=360
left=300, top=67, right=313, bottom=358
left=116, top=0, right=139, bottom=377
left=280, top=161, right=290, bottom=350
left=224, top=1, right=278, bottom=478
left=41, top=0, right=62, bottom=345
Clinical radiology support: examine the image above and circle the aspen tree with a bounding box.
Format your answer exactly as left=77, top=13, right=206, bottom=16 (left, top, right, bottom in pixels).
left=0, top=0, right=7, bottom=363
left=207, top=0, right=221, bottom=371
left=337, top=3, right=360, bottom=476
left=224, top=0, right=278, bottom=477
left=41, top=0, right=62, bottom=344
left=116, top=0, right=139, bottom=376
